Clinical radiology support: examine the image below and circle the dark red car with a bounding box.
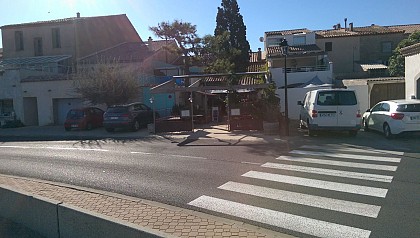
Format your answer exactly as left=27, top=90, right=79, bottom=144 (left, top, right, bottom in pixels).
left=64, top=107, right=104, bottom=131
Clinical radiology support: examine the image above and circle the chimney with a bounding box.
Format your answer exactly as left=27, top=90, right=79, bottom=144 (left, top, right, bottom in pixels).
left=148, top=36, right=153, bottom=44
left=337, top=23, right=341, bottom=29
left=349, top=22, right=353, bottom=31
left=76, top=12, right=80, bottom=18
left=344, top=18, right=347, bottom=31
left=257, top=48, right=262, bottom=62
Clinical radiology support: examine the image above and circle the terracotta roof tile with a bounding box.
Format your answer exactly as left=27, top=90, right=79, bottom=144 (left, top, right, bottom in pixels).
left=316, top=24, right=405, bottom=38
left=78, top=42, right=151, bottom=63
left=1, top=14, right=127, bottom=29
left=146, top=39, right=177, bottom=51
left=387, top=24, right=420, bottom=34
left=265, top=28, right=311, bottom=36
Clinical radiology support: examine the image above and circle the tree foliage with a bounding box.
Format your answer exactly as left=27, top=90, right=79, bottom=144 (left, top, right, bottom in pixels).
left=200, top=32, right=240, bottom=73
left=214, top=0, right=250, bottom=73
left=73, top=59, right=140, bottom=107
left=388, top=31, right=420, bottom=76
left=149, top=20, right=201, bottom=74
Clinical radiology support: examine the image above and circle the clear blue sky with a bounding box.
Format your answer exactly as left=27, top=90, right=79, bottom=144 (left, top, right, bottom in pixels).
left=1, top=0, right=419, bottom=51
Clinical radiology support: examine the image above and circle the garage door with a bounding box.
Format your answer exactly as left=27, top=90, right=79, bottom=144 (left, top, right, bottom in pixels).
left=53, top=98, right=84, bottom=125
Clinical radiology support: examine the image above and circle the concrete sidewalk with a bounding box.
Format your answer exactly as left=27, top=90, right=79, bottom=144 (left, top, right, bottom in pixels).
left=0, top=174, right=293, bottom=238
left=0, top=121, right=301, bottom=144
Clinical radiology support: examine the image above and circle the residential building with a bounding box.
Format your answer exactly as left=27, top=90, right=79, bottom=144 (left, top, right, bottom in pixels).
left=401, top=43, right=420, bottom=99
left=263, top=22, right=420, bottom=118
left=0, top=14, right=179, bottom=126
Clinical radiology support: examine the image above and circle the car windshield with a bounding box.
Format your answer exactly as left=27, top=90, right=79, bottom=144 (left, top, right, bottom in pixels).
left=396, top=103, right=420, bottom=112
left=66, top=110, right=84, bottom=119
left=106, top=106, right=128, bottom=113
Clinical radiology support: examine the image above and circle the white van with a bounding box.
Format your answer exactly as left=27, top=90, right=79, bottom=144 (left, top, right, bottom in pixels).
left=298, top=88, right=362, bottom=136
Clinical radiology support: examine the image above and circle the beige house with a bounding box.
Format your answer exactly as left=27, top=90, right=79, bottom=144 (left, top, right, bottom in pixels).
left=400, top=43, right=420, bottom=99
left=0, top=14, right=179, bottom=126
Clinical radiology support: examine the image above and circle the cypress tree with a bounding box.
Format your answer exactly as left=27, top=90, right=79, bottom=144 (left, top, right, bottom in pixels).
left=215, top=0, right=250, bottom=73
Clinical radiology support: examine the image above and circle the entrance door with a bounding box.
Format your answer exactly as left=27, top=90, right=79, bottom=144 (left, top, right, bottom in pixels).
left=23, top=97, right=39, bottom=126
left=34, top=37, right=43, bottom=56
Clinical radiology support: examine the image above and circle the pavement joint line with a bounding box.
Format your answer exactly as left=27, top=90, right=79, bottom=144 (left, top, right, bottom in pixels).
left=0, top=174, right=293, bottom=238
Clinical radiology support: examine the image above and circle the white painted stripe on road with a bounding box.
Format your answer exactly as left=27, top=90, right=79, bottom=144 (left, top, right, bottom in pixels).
left=290, top=150, right=401, bottom=163
left=130, top=151, right=153, bottom=155
left=188, top=195, right=371, bottom=238
left=277, top=156, right=398, bottom=171
left=131, top=151, right=207, bottom=160
left=219, top=181, right=382, bottom=218
left=301, top=145, right=404, bottom=156
left=242, top=171, right=388, bottom=197
left=0, top=145, right=109, bottom=152
left=262, top=162, right=393, bottom=183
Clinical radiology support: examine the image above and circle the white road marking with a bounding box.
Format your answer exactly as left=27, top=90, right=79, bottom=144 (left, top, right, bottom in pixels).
left=290, top=150, right=401, bottom=163
left=241, top=161, right=263, bottom=165
left=131, top=151, right=207, bottom=160
left=219, top=181, right=382, bottom=218
left=277, top=156, right=398, bottom=171
left=301, top=145, right=404, bottom=156
left=262, top=162, right=393, bottom=183
left=188, top=196, right=371, bottom=238
left=0, top=145, right=109, bottom=152
left=243, top=171, right=388, bottom=197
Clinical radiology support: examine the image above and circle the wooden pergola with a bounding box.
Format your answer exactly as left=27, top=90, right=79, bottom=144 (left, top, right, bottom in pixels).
left=150, top=71, right=271, bottom=131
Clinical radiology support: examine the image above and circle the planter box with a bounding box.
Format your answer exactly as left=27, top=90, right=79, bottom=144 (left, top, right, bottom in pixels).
left=155, top=117, right=192, bottom=133
left=230, top=115, right=263, bottom=131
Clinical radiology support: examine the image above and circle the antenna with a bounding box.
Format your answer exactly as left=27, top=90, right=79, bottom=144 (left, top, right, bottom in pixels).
left=259, top=37, right=264, bottom=42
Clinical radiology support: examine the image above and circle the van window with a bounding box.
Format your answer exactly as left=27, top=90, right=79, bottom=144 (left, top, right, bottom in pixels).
left=317, top=91, right=357, bottom=106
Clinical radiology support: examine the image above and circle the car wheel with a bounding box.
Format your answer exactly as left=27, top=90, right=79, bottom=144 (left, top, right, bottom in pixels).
left=86, top=123, right=93, bottom=130
left=383, top=123, right=393, bottom=139
left=65, top=127, right=71, bottom=131
left=349, top=130, right=358, bottom=136
left=105, top=128, right=114, bottom=132
left=363, top=119, right=369, bottom=132
left=132, top=120, right=140, bottom=132
left=299, top=117, right=307, bottom=129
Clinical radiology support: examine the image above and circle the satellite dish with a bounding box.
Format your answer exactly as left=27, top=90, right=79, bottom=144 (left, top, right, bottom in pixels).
left=259, top=37, right=264, bottom=42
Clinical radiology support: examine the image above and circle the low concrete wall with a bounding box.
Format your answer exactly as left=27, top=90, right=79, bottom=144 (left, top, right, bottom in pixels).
left=0, top=185, right=60, bottom=238
left=0, top=185, right=165, bottom=238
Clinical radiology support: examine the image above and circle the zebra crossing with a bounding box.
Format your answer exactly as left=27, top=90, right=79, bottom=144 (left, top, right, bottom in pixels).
left=188, top=145, right=403, bottom=238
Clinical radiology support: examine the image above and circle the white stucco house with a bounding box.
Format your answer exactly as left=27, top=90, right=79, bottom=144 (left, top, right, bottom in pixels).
left=400, top=42, right=420, bottom=99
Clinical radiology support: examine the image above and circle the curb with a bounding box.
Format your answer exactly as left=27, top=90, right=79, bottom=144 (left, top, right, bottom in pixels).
left=0, top=174, right=295, bottom=238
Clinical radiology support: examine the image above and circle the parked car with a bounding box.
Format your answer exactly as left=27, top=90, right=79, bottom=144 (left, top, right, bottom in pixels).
left=64, top=107, right=104, bottom=131
left=298, top=88, right=362, bottom=136
left=103, top=102, right=156, bottom=132
left=362, top=99, right=420, bottom=138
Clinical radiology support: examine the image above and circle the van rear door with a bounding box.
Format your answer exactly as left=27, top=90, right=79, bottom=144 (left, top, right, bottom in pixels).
left=315, top=91, right=338, bottom=127
left=336, top=91, right=359, bottom=127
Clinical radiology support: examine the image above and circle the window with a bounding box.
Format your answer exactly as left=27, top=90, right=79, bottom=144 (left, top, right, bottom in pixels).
left=293, top=36, right=306, bottom=45
left=14, top=31, right=24, bottom=51
left=33, top=37, right=43, bottom=56
left=325, top=42, right=332, bottom=52
left=381, top=103, right=390, bottom=112
left=266, top=37, right=283, bottom=47
left=381, top=42, right=392, bottom=53
left=52, top=28, right=61, bottom=48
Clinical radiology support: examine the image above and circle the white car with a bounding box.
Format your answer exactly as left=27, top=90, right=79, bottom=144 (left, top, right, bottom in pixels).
left=362, top=99, right=420, bottom=138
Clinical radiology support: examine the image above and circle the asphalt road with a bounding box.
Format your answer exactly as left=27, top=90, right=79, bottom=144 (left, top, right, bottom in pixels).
left=0, top=130, right=419, bottom=237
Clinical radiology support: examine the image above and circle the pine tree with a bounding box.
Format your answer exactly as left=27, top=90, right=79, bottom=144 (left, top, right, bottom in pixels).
left=215, top=0, right=250, bottom=73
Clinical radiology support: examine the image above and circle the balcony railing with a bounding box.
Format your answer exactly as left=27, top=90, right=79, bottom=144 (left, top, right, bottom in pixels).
left=283, top=64, right=329, bottom=73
